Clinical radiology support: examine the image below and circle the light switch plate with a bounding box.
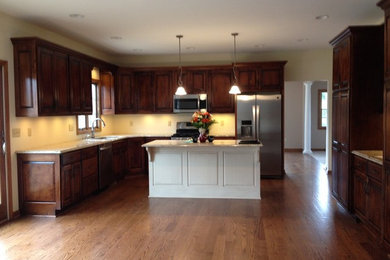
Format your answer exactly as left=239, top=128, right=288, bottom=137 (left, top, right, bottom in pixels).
left=68, top=124, right=74, bottom=132
left=27, top=128, right=32, bottom=137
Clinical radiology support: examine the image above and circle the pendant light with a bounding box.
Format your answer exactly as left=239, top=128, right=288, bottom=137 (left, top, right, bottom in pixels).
left=175, top=35, right=187, bottom=95
left=229, top=32, right=241, bottom=95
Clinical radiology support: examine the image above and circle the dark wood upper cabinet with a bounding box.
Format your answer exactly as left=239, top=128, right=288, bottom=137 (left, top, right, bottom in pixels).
left=237, top=67, right=258, bottom=93
left=115, top=69, right=137, bottom=114
left=69, top=56, right=93, bottom=114
left=208, top=69, right=234, bottom=113
left=154, top=71, right=173, bottom=112
left=134, top=71, right=154, bottom=113
left=176, top=69, right=208, bottom=94
left=100, top=71, right=115, bottom=115
left=11, top=37, right=115, bottom=117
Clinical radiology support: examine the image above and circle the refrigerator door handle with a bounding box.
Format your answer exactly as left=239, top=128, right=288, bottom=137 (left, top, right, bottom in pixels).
left=256, top=104, right=260, bottom=140
left=252, top=105, right=257, bottom=140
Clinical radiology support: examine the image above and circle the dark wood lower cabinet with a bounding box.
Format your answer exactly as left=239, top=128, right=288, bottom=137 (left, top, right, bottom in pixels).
left=384, top=165, right=390, bottom=248
left=352, top=154, right=383, bottom=238
left=127, top=137, right=146, bottom=175
left=61, top=160, right=81, bottom=208
left=113, top=140, right=127, bottom=180
left=81, top=146, right=98, bottom=197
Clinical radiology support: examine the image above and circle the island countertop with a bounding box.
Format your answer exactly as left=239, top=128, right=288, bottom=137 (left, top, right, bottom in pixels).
left=142, top=139, right=263, bottom=148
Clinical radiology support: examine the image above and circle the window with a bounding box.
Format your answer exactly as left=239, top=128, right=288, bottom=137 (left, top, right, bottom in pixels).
left=318, top=89, right=327, bottom=129
left=76, top=80, right=101, bottom=134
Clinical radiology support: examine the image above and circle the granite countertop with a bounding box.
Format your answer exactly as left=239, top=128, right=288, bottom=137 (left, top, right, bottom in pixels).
left=351, top=150, right=383, bottom=165
left=16, top=134, right=171, bottom=154
left=142, top=139, right=262, bottom=148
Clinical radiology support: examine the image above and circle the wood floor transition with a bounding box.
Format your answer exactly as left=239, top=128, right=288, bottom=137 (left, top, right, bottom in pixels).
left=0, top=152, right=388, bottom=259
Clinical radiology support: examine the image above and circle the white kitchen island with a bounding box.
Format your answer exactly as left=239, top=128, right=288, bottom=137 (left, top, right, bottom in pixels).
left=142, top=140, right=262, bottom=199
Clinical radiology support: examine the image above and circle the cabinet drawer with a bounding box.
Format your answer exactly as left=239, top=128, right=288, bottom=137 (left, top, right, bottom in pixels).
left=82, top=156, right=98, bottom=177
left=367, top=162, right=383, bottom=182
left=81, top=146, right=98, bottom=160
left=61, top=150, right=81, bottom=165
left=353, top=155, right=367, bottom=172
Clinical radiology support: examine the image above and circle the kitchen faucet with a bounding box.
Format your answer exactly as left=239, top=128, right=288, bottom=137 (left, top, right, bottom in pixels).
left=90, top=117, right=106, bottom=138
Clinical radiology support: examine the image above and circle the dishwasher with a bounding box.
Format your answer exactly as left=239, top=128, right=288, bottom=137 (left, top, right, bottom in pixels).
left=98, top=142, right=114, bottom=191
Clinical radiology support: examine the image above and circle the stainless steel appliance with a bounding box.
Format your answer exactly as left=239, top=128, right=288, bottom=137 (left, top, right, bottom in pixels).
left=173, top=94, right=207, bottom=113
left=171, top=122, right=199, bottom=140
left=98, top=142, right=113, bottom=190
left=236, top=93, right=283, bottom=178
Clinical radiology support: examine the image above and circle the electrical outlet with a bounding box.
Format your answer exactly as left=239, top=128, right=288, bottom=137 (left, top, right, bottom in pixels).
left=168, top=120, right=171, bottom=127
left=27, top=128, right=32, bottom=137
left=12, top=128, right=21, bottom=138
left=221, top=120, right=225, bottom=127
left=68, top=124, right=74, bottom=132
left=129, top=121, right=133, bottom=127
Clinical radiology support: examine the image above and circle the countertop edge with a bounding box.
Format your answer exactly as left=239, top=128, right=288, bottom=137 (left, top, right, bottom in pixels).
left=351, top=150, right=383, bottom=165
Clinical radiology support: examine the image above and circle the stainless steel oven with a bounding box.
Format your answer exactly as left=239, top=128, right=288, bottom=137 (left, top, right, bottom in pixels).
left=173, top=94, right=207, bottom=113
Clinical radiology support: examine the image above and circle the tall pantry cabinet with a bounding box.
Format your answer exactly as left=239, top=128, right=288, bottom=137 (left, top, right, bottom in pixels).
left=378, top=0, right=390, bottom=251
left=330, top=26, right=384, bottom=211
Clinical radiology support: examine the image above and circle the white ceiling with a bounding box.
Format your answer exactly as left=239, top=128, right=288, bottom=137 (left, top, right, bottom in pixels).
left=0, top=0, right=384, bottom=55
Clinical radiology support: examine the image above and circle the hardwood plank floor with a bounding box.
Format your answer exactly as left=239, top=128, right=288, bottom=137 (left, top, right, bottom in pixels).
left=0, top=152, right=389, bottom=259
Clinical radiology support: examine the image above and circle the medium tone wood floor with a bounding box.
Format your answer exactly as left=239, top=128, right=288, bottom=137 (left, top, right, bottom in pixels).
left=0, top=152, right=389, bottom=259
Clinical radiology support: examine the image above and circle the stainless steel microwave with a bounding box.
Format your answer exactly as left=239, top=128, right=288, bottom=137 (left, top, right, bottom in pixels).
left=173, top=94, right=207, bottom=113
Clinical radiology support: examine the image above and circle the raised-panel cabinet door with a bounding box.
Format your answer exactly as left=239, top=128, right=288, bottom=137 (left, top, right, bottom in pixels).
left=339, top=39, right=350, bottom=89
left=339, top=91, right=349, bottom=146
left=53, top=51, right=69, bottom=114
left=261, top=68, right=282, bottom=92
left=37, top=47, right=56, bottom=115
left=127, top=138, right=145, bottom=175
left=384, top=166, right=390, bottom=243
left=386, top=11, right=390, bottom=79
left=61, top=164, right=73, bottom=208
left=116, top=72, right=137, bottom=113
left=134, top=72, right=154, bottom=113
left=237, top=67, right=258, bottom=93
left=332, top=145, right=339, bottom=197
left=208, top=70, right=234, bottom=113
left=72, top=162, right=82, bottom=203
left=332, top=46, right=341, bottom=90
left=385, top=85, right=390, bottom=162
left=366, top=178, right=382, bottom=232
left=191, top=70, right=208, bottom=94
left=154, top=71, right=173, bottom=113
left=353, top=169, right=367, bottom=218
left=332, top=93, right=339, bottom=142
left=338, top=149, right=349, bottom=208
left=81, top=61, right=92, bottom=113
left=69, top=57, right=82, bottom=112
left=100, top=71, right=115, bottom=115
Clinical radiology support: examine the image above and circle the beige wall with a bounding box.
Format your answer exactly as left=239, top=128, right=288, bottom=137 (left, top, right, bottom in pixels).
left=0, top=10, right=334, bottom=212
left=284, top=81, right=304, bottom=149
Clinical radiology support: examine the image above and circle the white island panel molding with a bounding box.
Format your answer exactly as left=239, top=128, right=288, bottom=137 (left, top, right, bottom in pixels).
left=143, top=140, right=262, bottom=199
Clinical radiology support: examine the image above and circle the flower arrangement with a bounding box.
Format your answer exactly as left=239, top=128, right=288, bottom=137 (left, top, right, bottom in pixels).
left=191, top=111, right=216, bottom=130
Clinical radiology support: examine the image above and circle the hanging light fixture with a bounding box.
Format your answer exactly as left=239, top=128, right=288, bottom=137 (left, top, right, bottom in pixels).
left=175, top=35, right=187, bottom=95
left=229, top=32, right=241, bottom=95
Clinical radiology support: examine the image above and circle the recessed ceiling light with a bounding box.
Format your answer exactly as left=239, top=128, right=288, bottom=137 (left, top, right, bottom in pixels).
left=110, top=36, right=122, bottom=40
left=69, top=14, right=85, bottom=19
left=315, top=15, right=329, bottom=20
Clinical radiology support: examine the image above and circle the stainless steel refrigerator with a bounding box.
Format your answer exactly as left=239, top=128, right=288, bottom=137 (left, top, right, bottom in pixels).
left=236, top=93, right=284, bottom=178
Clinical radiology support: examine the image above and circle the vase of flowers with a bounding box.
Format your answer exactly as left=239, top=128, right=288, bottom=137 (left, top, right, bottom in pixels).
left=191, top=111, right=216, bottom=143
